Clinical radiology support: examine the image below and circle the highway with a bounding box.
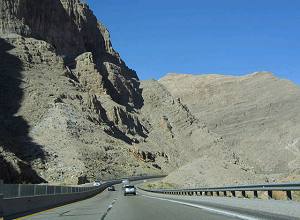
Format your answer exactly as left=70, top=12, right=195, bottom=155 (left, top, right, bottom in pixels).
left=14, top=183, right=299, bottom=220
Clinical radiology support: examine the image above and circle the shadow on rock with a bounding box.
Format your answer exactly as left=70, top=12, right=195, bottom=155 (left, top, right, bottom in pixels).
left=0, top=37, right=46, bottom=183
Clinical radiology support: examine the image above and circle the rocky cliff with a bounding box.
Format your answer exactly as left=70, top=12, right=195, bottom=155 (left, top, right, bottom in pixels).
left=0, top=0, right=148, bottom=184
left=1, top=0, right=300, bottom=187
left=1, top=0, right=221, bottom=184
left=0, top=0, right=142, bottom=109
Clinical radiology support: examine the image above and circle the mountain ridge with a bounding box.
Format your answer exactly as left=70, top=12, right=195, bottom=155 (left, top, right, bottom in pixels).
left=1, top=0, right=299, bottom=187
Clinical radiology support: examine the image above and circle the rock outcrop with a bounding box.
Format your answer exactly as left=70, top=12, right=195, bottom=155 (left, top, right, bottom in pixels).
left=0, top=0, right=143, bottom=109
left=0, top=0, right=147, bottom=184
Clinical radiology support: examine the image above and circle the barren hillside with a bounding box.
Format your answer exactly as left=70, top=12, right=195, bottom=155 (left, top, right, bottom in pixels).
left=160, top=73, right=300, bottom=187
left=1, top=0, right=299, bottom=188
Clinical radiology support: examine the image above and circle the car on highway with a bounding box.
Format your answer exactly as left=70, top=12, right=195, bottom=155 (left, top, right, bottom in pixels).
left=93, top=181, right=102, bottom=186
left=122, top=179, right=129, bottom=188
left=108, top=185, right=116, bottom=191
left=123, top=185, right=136, bottom=196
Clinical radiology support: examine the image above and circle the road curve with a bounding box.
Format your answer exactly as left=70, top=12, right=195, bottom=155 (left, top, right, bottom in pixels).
left=14, top=183, right=298, bottom=220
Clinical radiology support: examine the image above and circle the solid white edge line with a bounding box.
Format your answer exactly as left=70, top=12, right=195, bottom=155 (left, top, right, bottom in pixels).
left=139, top=193, right=259, bottom=220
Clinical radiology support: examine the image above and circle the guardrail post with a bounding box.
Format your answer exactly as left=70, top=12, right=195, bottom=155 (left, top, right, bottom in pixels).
left=18, top=184, right=21, bottom=197
left=0, top=194, right=3, bottom=220
left=231, top=191, right=236, bottom=197
left=216, top=191, right=220, bottom=196
left=254, top=191, right=258, bottom=198
left=286, top=191, right=292, bottom=200
left=33, top=184, right=36, bottom=196
left=223, top=191, right=227, bottom=197
left=242, top=191, right=246, bottom=198
left=267, top=190, right=273, bottom=199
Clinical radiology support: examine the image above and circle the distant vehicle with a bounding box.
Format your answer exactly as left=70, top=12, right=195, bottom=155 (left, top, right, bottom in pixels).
left=124, top=185, right=136, bottom=196
left=122, top=179, right=129, bottom=188
left=93, top=181, right=102, bottom=186
left=108, top=185, right=115, bottom=191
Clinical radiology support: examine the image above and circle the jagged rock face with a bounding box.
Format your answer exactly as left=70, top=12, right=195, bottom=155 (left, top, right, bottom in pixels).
left=0, top=0, right=143, bottom=109
left=0, top=35, right=156, bottom=184
left=0, top=0, right=106, bottom=58
left=74, top=52, right=106, bottom=95
left=0, top=0, right=147, bottom=184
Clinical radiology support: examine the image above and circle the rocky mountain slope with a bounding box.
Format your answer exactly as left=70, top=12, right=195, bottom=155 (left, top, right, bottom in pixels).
left=0, top=0, right=151, bottom=184
left=0, top=0, right=225, bottom=185
left=1, top=0, right=299, bottom=188
left=160, top=73, right=300, bottom=187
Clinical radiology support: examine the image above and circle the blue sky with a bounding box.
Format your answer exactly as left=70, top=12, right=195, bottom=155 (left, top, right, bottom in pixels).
left=87, top=0, right=300, bottom=84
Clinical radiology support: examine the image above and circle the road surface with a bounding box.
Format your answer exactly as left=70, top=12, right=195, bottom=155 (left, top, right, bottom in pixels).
left=14, top=183, right=298, bottom=220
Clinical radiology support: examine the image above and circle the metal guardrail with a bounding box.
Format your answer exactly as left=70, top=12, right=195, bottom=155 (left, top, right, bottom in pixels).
left=140, top=182, right=300, bottom=201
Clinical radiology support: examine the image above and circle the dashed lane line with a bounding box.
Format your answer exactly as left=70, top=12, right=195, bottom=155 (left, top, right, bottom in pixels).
left=100, top=198, right=118, bottom=220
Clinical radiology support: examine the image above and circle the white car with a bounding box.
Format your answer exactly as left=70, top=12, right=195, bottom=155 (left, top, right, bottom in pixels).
left=93, top=181, right=101, bottom=186
left=122, top=179, right=129, bottom=188
left=124, top=185, right=136, bottom=196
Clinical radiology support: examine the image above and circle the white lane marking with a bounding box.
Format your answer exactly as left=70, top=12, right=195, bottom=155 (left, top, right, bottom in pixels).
left=101, top=198, right=118, bottom=220
left=139, top=194, right=259, bottom=220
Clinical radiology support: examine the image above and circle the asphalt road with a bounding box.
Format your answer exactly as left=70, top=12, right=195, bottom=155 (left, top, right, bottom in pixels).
left=15, top=183, right=298, bottom=220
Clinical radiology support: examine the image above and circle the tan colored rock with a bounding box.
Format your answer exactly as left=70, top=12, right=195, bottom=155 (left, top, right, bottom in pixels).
left=160, top=73, right=300, bottom=187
